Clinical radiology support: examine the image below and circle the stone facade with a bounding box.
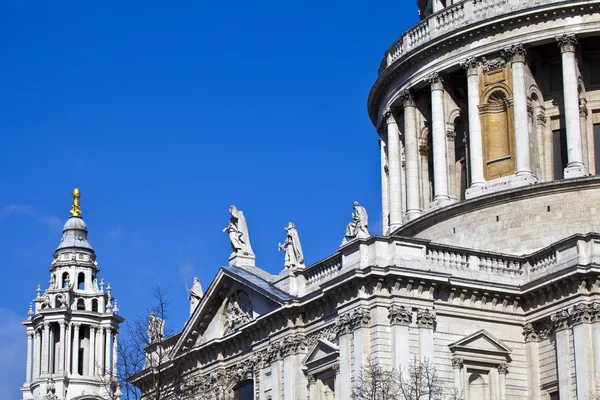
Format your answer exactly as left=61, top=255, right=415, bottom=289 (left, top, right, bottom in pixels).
left=131, top=1, right=600, bottom=400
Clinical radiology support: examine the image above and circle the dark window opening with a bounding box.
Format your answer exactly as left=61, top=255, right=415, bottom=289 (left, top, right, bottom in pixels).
left=593, top=124, right=600, bottom=174
left=77, top=299, right=85, bottom=311
left=553, top=128, right=568, bottom=179
left=77, top=272, right=85, bottom=290
left=91, top=299, right=98, bottom=312
left=233, top=380, right=254, bottom=400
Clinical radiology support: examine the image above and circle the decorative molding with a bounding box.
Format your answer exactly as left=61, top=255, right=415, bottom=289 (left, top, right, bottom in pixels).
left=451, top=357, right=463, bottom=369
left=388, top=304, right=412, bottom=326
left=497, top=362, right=509, bottom=375
left=481, top=55, right=507, bottom=72
left=460, top=57, right=479, bottom=75
left=556, top=33, right=578, bottom=54
left=522, top=322, right=538, bottom=342
left=416, top=308, right=436, bottom=329
left=335, top=308, right=371, bottom=335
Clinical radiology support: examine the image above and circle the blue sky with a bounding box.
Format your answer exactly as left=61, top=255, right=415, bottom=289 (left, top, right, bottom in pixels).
left=0, top=1, right=417, bottom=397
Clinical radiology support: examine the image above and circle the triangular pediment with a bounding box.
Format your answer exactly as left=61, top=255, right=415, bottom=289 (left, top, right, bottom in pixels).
left=448, top=330, right=512, bottom=362
left=171, top=265, right=292, bottom=357
left=302, top=339, right=339, bottom=371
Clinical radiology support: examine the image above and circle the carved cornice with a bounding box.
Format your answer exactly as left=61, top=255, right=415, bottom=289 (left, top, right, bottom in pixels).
left=504, top=43, right=527, bottom=64
left=388, top=304, right=412, bottom=326
left=556, top=34, right=578, bottom=54
left=416, top=308, right=436, bottom=329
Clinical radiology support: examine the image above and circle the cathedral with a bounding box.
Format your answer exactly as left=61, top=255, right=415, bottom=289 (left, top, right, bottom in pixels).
left=23, top=0, right=600, bottom=399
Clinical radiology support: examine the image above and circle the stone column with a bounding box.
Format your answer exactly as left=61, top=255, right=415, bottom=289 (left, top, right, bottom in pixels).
left=271, top=358, right=280, bottom=399
left=112, top=331, right=118, bottom=377
left=461, top=57, right=484, bottom=188
left=58, top=321, right=66, bottom=374
left=571, top=304, right=595, bottom=397
left=336, top=315, right=352, bottom=400
left=522, top=323, right=541, bottom=399
left=507, top=44, right=534, bottom=178
left=402, top=90, right=422, bottom=220
left=73, top=323, right=80, bottom=376
left=97, top=325, right=105, bottom=375
left=34, top=330, right=41, bottom=379
left=416, top=309, right=435, bottom=363
left=591, top=304, right=600, bottom=392
left=552, top=311, right=572, bottom=399
left=41, top=322, right=50, bottom=375
left=384, top=108, right=403, bottom=231
left=307, top=375, right=317, bottom=400
left=25, top=331, right=33, bottom=382
left=379, top=137, right=390, bottom=235
left=451, top=357, right=463, bottom=395
left=497, top=363, right=508, bottom=400
left=65, top=323, right=72, bottom=375
left=427, top=72, right=450, bottom=205
left=105, top=327, right=112, bottom=376
left=89, top=326, right=96, bottom=376
left=557, top=34, right=587, bottom=178
left=388, top=305, right=411, bottom=371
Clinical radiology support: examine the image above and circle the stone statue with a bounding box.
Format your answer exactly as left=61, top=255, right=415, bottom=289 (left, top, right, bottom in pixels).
left=223, top=205, right=254, bottom=256
left=188, top=276, right=204, bottom=315
left=44, top=377, right=58, bottom=400
left=224, top=290, right=252, bottom=334
left=344, top=201, right=370, bottom=241
left=147, top=312, right=164, bottom=343
left=278, top=222, right=305, bottom=269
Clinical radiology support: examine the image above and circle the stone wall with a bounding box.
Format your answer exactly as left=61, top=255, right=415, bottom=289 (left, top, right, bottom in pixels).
left=397, top=177, right=600, bottom=255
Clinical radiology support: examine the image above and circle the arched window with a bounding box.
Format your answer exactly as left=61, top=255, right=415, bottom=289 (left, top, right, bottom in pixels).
left=77, top=298, right=85, bottom=310
left=91, top=299, right=98, bottom=312
left=77, top=272, right=85, bottom=290
left=480, top=88, right=515, bottom=180
left=232, top=380, right=254, bottom=400
left=62, top=272, right=69, bottom=288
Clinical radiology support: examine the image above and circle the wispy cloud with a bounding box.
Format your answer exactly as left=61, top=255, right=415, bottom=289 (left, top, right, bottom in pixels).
left=0, top=308, right=26, bottom=399
left=0, top=204, right=62, bottom=229
left=108, top=228, right=122, bottom=239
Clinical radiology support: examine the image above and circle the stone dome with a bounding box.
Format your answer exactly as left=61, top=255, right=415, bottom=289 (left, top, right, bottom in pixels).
left=55, top=215, right=93, bottom=251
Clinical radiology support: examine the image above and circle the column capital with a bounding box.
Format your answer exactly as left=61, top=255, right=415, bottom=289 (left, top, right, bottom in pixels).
left=451, top=357, right=463, bottom=370
left=43, top=321, right=50, bottom=329
left=308, top=374, right=317, bottom=385
left=522, top=322, right=538, bottom=342
left=425, top=72, right=444, bottom=91
left=27, top=331, right=35, bottom=338
left=505, top=44, right=527, bottom=64
left=400, top=89, right=416, bottom=108
left=497, top=363, right=509, bottom=375
left=332, top=363, right=340, bottom=375
left=416, top=308, right=436, bottom=329
left=536, top=113, right=547, bottom=126
left=461, top=57, right=479, bottom=76
left=556, top=34, right=578, bottom=54
left=580, top=98, right=588, bottom=118
left=551, top=309, right=570, bottom=331
left=570, top=303, right=593, bottom=325
left=388, top=304, right=412, bottom=326
left=382, top=107, right=397, bottom=124
left=73, top=322, right=81, bottom=329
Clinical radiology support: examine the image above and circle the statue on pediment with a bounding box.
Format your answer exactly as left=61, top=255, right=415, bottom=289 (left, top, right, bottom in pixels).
left=344, top=201, right=370, bottom=242
left=224, top=290, right=252, bottom=334
left=188, top=276, right=204, bottom=315
left=147, top=312, right=164, bottom=343
left=278, top=222, right=305, bottom=269
left=223, top=205, right=254, bottom=256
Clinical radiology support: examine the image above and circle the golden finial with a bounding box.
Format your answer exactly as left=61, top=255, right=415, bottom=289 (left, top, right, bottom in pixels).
left=70, top=188, right=82, bottom=217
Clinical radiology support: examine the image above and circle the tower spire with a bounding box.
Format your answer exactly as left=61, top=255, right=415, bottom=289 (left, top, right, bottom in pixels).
left=70, top=188, right=81, bottom=217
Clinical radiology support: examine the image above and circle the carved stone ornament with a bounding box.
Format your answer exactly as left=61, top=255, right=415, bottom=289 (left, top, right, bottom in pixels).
left=224, top=290, right=252, bottom=334
left=308, top=374, right=317, bottom=385
left=400, top=89, right=415, bottom=108
left=388, top=304, right=412, bottom=326
left=383, top=107, right=394, bottom=123
left=481, top=55, right=507, bottom=72
left=497, top=363, right=509, bottom=375
left=147, top=312, right=164, bottom=343
left=556, top=34, right=578, bottom=53
left=451, top=357, right=463, bottom=369
left=336, top=308, right=371, bottom=335
left=425, top=72, right=444, bottom=91
left=344, top=201, right=370, bottom=241
left=504, top=43, right=527, bottom=64
left=460, top=57, right=479, bottom=75
left=416, top=308, right=436, bottom=329
left=551, top=309, right=570, bottom=331
left=44, top=378, right=58, bottom=400
left=571, top=303, right=593, bottom=325
left=579, top=98, right=589, bottom=118
left=522, top=322, right=538, bottom=342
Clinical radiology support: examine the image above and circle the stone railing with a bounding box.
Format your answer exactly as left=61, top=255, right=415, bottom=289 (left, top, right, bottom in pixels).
left=527, top=248, right=558, bottom=273
left=426, top=245, right=469, bottom=269
left=378, top=0, right=571, bottom=74
left=304, top=254, right=343, bottom=286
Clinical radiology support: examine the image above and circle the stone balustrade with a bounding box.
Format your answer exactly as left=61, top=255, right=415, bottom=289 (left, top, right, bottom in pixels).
left=301, top=234, right=600, bottom=288
left=378, top=0, right=570, bottom=74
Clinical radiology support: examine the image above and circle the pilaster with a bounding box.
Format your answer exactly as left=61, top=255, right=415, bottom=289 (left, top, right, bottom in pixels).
left=388, top=304, right=411, bottom=371
left=416, top=308, right=435, bottom=363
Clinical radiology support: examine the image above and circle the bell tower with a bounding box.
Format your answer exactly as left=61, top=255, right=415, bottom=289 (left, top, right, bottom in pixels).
left=21, top=189, right=124, bottom=400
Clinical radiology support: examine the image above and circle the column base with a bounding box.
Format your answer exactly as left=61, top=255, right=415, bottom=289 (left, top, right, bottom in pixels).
left=465, top=174, right=538, bottom=199
left=429, top=197, right=456, bottom=211
left=564, top=164, right=588, bottom=179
